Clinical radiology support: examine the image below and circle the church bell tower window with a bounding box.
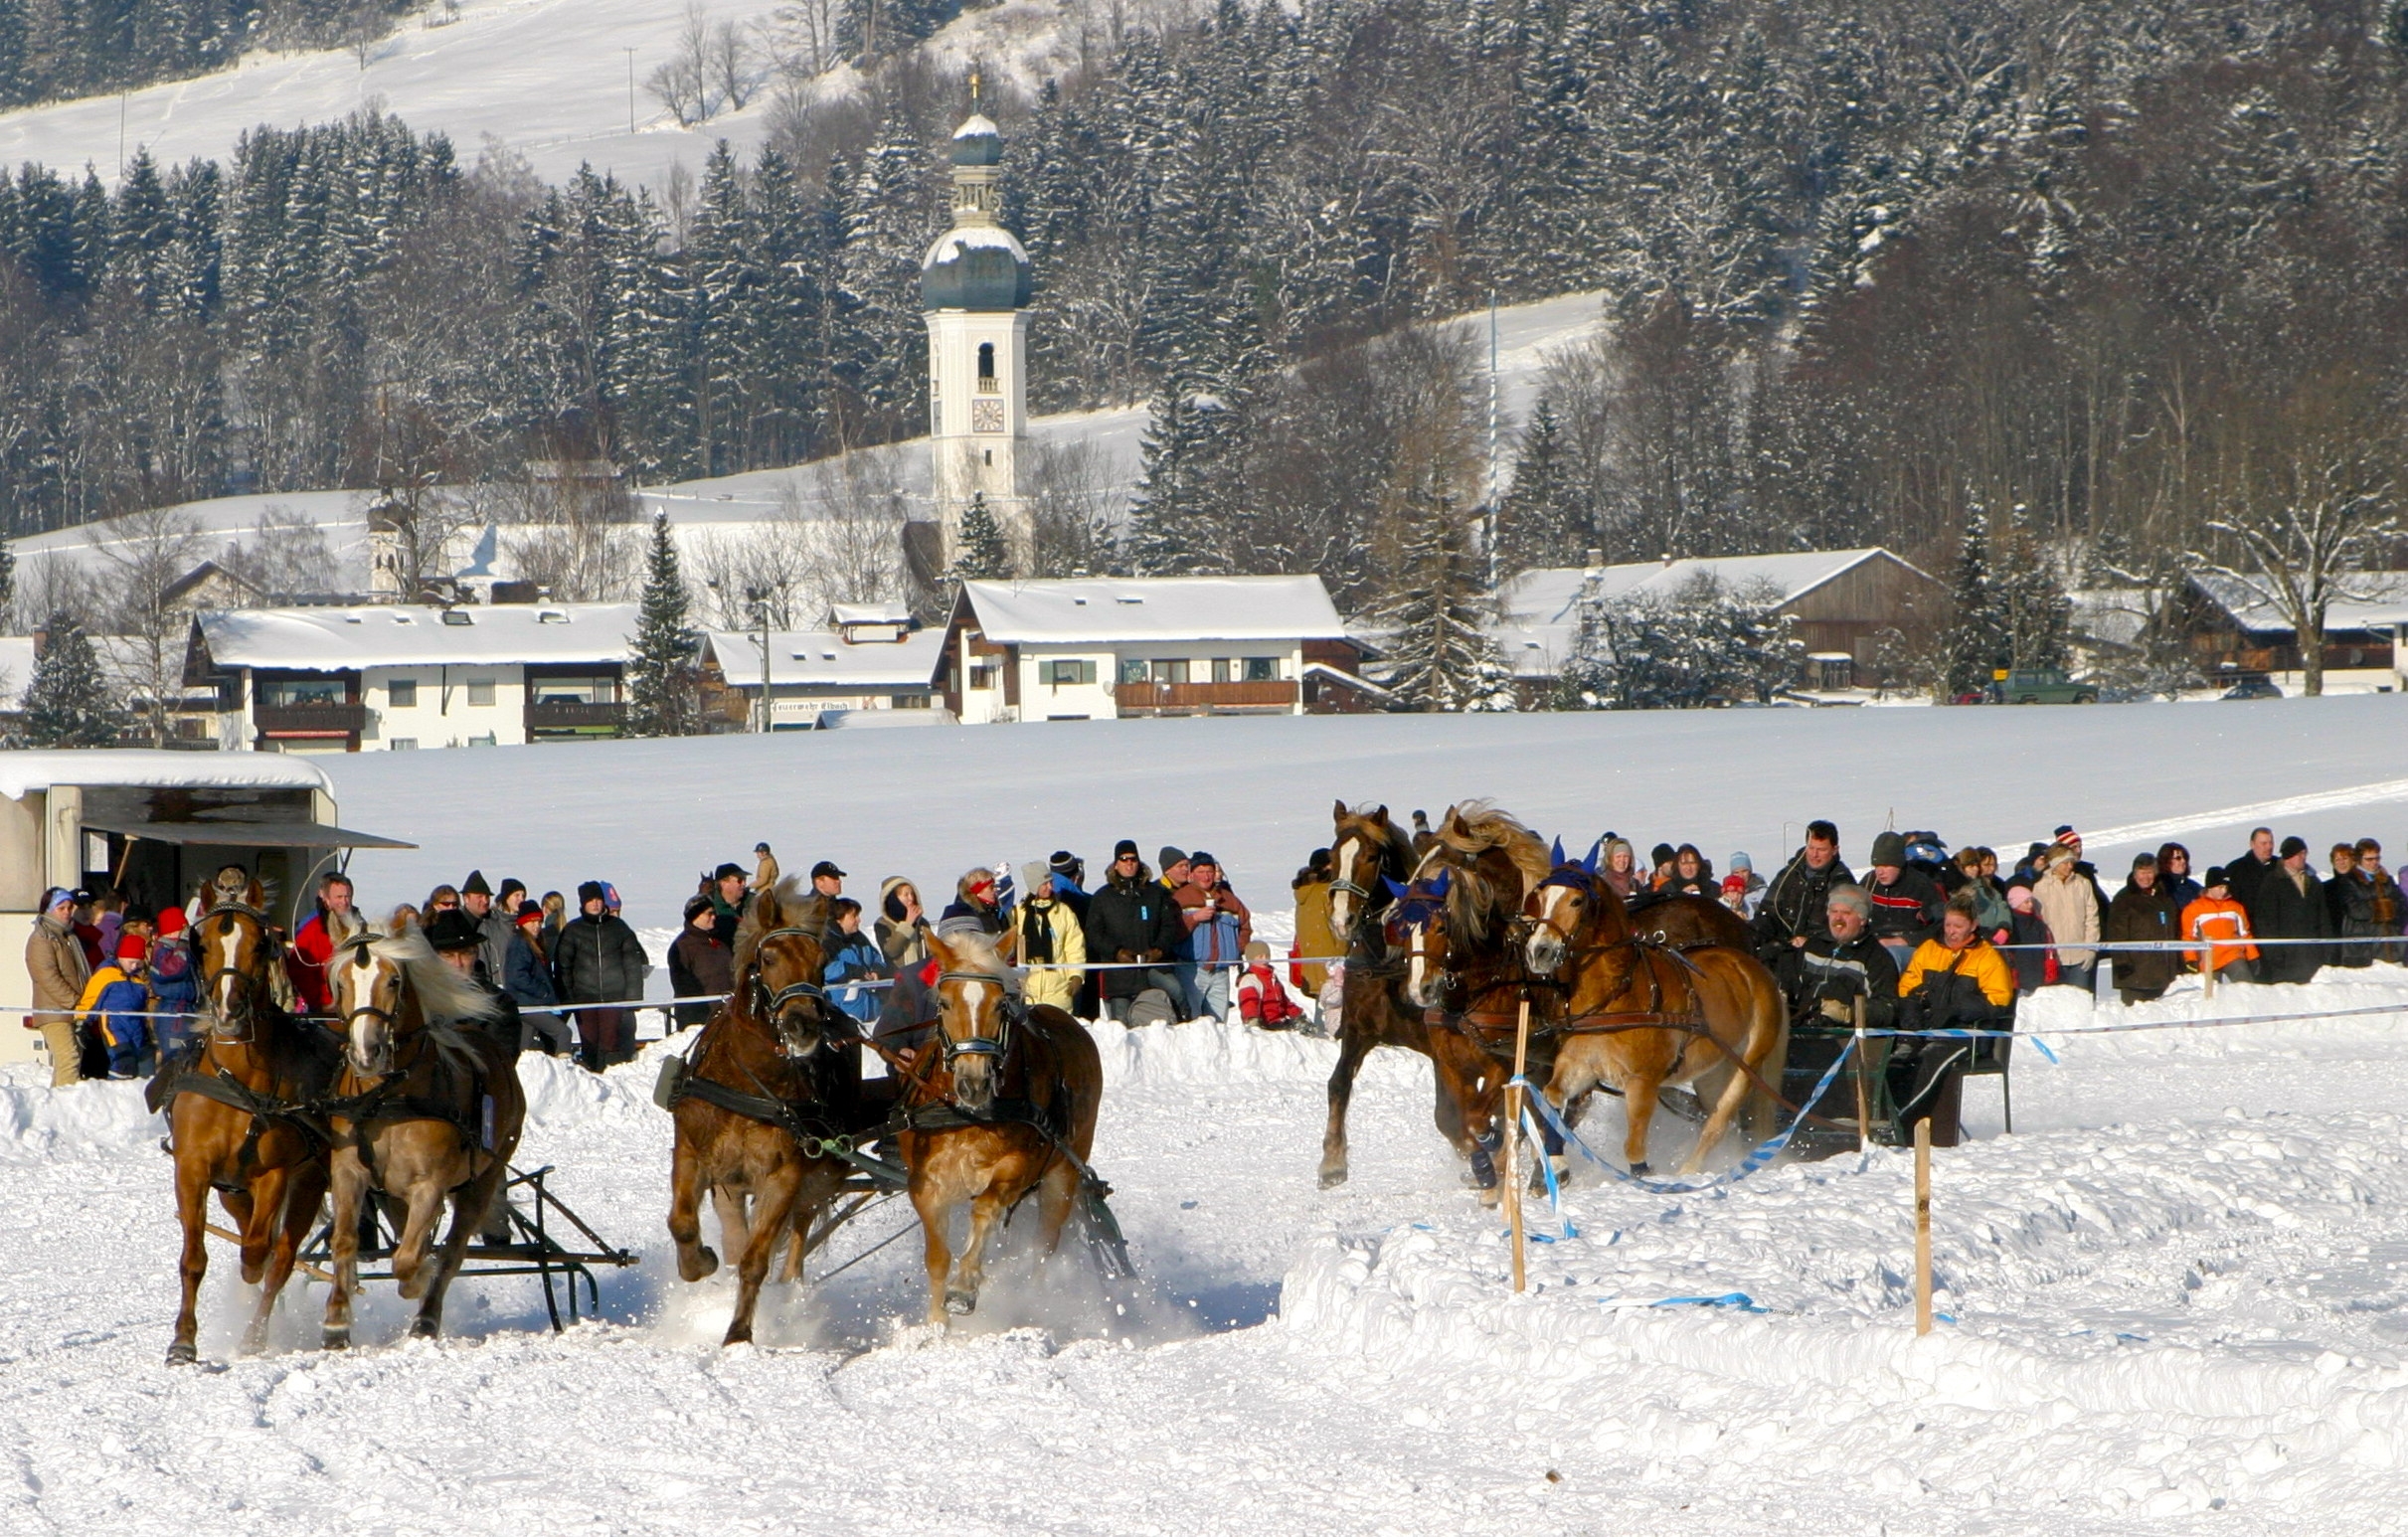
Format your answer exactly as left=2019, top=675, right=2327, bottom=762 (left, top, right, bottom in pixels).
left=977, top=342, right=997, bottom=392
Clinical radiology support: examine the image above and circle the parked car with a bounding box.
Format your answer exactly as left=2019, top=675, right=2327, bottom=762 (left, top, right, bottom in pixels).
left=1994, top=668, right=2100, bottom=705
left=2220, top=674, right=2283, bottom=701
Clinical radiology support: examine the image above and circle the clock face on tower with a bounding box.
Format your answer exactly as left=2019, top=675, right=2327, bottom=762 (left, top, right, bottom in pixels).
left=971, top=398, right=1005, bottom=433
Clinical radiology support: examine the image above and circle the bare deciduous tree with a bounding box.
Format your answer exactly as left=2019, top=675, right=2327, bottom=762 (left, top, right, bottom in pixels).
left=1026, top=439, right=1118, bottom=578
left=88, top=506, right=207, bottom=747
left=221, top=505, right=341, bottom=598
left=800, top=457, right=908, bottom=608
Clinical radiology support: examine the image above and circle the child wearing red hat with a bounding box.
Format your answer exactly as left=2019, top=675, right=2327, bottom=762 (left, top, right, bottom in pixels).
left=149, top=907, right=200, bottom=1053
left=75, top=934, right=157, bottom=1078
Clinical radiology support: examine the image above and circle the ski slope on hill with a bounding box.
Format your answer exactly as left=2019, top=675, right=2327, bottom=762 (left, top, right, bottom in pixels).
left=8, top=703, right=2408, bottom=1532
left=0, top=0, right=1116, bottom=190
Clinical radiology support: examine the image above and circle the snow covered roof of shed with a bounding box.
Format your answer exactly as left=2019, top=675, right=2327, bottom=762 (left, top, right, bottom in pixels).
left=1491, top=548, right=1923, bottom=680
left=958, top=577, right=1348, bottom=645
left=829, top=601, right=915, bottom=626
left=195, top=602, right=641, bottom=670
left=0, top=750, right=329, bottom=800
left=2185, top=571, right=2408, bottom=636
left=704, top=628, right=946, bottom=689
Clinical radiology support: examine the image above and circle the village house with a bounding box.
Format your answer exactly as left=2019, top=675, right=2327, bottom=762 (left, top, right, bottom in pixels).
left=2166, top=571, right=2408, bottom=684
left=1491, top=548, right=1950, bottom=698
left=184, top=599, right=638, bottom=752
left=698, top=602, right=948, bottom=730
left=936, top=576, right=1360, bottom=723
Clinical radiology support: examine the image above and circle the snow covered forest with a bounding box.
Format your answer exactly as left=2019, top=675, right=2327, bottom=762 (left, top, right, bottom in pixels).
left=3, top=0, right=2406, bottom=608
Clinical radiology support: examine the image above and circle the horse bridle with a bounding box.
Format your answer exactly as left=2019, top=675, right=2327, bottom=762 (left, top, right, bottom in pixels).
left=748, top=927, right=834, bottom=1036
left=201, top=900, right=274, bottom=1039
left=934, top=967, right=1017, bottom=1065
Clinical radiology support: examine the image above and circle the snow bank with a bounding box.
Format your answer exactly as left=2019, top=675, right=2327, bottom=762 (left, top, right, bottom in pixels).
left=1282, top=1100, right=2408, bottom=1517
left=1096, top=1015, right=1343, bottom=1090
left=0, top=1069, right=162, bottom=1162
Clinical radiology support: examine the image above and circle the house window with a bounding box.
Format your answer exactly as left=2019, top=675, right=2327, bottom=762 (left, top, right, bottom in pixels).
left=1118, top=658, right=1150, bottom=685
left=389, top=738, right=418, bottom=751
left=969, top=665, right=996, bottom=690
left=1244, top=657, right=1277, bottom=682
left=530, top=675, right=618, bottom=704
left=261, top=678, right=345, bottom=708
left=466, top=733, right=497, bottom=748
left=1210, top=658, right=1232, bottom=684
left=388, top=678, right=418, bottom=708
left=466, top=679, right=496, bottom=707
left=977, top=342, right=997, bottom=391
left=1045, top=659, right=1096, bottom=687
left=892, top=694, right=930, bottom=709
left=1151, top=659, right=1190, bottom=685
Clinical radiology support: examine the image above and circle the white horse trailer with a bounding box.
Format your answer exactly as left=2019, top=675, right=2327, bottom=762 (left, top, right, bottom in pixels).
left=2, top=751, right=412, bottom=1068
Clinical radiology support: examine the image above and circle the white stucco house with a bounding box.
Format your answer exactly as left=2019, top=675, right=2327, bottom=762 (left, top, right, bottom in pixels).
left=185, top=601, right=640, bottom=752
left=699, top=603, right=948, bottom=730
left=935, top=576, right=1358, bottom=724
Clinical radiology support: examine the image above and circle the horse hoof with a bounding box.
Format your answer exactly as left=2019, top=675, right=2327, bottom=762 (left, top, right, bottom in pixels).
left=1630, top=1161, right=1650, bottom=1177
left=1317, top=1165, right=1348, bottom=1189
left=321, top=1328, right=349, bottom=1351
left=722, top=1326, right=753, bottom=1348
left=239, top=1329, right=268, bottom=1358
left=945, top=1289, right=977, bottom=1316
left=1477, top=1185, right=1502, bottom=1209
left=165, top=1340, right=197, bottom=1367
left=679, top=1246, right=719, bottom=1283
left=409, top=1317, right=440, bottom=1341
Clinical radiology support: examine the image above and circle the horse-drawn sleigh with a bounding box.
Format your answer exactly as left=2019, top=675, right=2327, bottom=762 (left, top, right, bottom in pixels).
left=1312, top=799, right=1801, bottom=1198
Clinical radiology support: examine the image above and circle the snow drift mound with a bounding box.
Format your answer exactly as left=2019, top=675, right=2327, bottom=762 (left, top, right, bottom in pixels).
left=0, top=1070, right=162, bottom=1162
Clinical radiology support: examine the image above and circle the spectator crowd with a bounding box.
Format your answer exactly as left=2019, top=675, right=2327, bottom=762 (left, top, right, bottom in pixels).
left=21, top=818, right=2406, bottom=1095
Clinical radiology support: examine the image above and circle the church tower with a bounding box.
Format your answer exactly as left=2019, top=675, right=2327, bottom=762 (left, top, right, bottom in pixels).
left=921, top=91, right=1033, bottom=565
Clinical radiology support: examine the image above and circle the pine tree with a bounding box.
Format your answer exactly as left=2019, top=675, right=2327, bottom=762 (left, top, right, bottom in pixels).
left=624, top=514, right=700, bottom=737
left=1941, top=506, right=2005, bottom=698
left=1998, top=504, right=2072, bottom=672
left=21, top=611, right=118, bottom=748
left=1376, top=480, right=1515, bottom=712
left=1495, top=397, right=1586, bottom=574
left=947, top=492, right=1011, bottom=584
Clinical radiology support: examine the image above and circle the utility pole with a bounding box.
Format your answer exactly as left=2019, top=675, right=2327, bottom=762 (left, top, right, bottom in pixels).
left=747, top=586, right=771, bottom=732
left=625, top=48, right=636, bottom=134
left=1484, top=290, right=1500, bottom=592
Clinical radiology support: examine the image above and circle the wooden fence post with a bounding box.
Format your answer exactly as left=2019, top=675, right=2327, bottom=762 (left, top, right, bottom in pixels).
left=1506, top=997, right=1531, bottom=1293
left=1914, top=1117, right=1933, bottom=1336
left=1851, top=994, right=1870, bottom=1153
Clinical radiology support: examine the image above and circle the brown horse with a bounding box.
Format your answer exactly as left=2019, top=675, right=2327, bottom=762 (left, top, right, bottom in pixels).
left=1318, top=801, right=1479, bottom=1187
left=1522, top=864, right=1788, bottom=1175
left=161, top=867, right=343, bottom=1364
left=664, top=880, right=854, bottom=1346
left=320, top=923, right=526, bottom=1347
left=899, top=930, right=1105, bottom=1325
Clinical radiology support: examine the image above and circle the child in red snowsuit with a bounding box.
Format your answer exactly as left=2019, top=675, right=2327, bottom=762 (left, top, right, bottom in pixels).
left=1237, top=941, right=1304, bottom=1030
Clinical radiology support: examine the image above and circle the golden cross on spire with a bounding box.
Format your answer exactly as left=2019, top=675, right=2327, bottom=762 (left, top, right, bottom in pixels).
left=968, top=68, right=981, bottom=110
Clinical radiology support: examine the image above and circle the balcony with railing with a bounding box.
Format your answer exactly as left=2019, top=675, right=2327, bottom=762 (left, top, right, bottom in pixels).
left=1114, top=679, right=1299, bottom=715
left=526, top=699, right=628, bottom=734
left=254, top=701, right=367, bottom=736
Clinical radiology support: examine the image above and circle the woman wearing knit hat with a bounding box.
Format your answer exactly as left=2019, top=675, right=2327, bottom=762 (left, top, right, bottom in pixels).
left=148, top=907, right=200, bottom=1054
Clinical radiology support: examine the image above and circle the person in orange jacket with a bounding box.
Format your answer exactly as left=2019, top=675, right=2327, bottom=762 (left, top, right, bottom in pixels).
left=2181, top=867, right=2260, bottom=982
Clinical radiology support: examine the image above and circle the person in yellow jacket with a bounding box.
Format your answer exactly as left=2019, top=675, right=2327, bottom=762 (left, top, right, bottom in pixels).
left=1016, top=862, right=1089, bottom=1015
left=1893, top=904, right=2017, bottom=1148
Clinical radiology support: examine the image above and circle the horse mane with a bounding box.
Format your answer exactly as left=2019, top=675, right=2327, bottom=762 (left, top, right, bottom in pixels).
left=1339, top=803, right=1417, bottom=882
left=933, top=926, right=1010, bottom=976
left=351, top=922, right=500, bottom=1023
left=736, top=877, right=827, bottom=976
left=1433, top=800, right=1551, bottom=893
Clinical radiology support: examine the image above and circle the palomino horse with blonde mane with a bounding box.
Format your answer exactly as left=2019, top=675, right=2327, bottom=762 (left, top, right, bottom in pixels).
left=897, top=930, right=1106, bottom=1325
left=320, top=922, right=526, bottom=1347
left=1522, top=857, right=1788, bottom=1174
left=161, top=865, right=343, bottom=1364
left=663, top=880, right=856, bottom=1346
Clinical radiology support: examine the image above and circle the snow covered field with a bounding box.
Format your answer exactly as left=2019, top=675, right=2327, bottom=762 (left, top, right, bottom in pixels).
left=9, top=700, right=2408, bottom=1535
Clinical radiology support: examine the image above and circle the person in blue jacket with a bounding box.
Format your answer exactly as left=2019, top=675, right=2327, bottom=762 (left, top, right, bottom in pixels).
left=823, top=899, right=889, bottom=1027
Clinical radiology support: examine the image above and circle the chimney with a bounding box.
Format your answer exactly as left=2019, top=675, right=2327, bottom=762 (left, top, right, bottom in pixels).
left=1584, top=548, right=1603, bottom=571
left=1660, top=551, right=1673, bottom=568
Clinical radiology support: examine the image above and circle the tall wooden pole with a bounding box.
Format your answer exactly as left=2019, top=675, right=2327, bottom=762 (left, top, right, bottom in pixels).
left=1851, top=994, right=1870, bottom=1154
left=1913, top=1117, right=1933, bottom=1336
left=1506, top=997, right=1531, bottom=1293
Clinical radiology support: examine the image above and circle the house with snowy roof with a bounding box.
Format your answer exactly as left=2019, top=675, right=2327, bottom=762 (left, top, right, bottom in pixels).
left=185, top=599, right=640, bottom=752
left=697, top=603, right=948, bottom=730
left=936, top=576, right=1362, bottom=723
left=1492, top=548, right=1948, bottom=695
left=2169, top=570, right=2408, bottom=681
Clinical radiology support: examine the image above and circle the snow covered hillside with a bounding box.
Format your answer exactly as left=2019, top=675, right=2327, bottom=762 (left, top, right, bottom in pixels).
left=0, top=0, right=1133, bottom=191
left=10, top=702, right=2408, bottom=1533
left=3, top=289, right=1607, bottom=594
